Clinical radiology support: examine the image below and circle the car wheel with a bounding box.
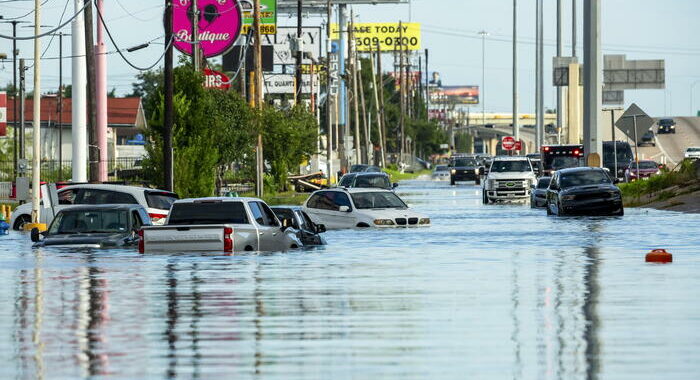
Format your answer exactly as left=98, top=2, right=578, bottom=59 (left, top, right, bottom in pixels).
left=13, top=215, right=31, bottom=231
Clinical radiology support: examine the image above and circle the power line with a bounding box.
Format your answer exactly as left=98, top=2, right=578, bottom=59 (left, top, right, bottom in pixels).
left=0, top=1, right=88, bottom=40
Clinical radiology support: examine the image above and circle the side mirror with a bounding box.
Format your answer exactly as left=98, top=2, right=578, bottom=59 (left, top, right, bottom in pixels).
left=315, top=224, right=327, bottom=233
left=530, top=184, right=536, bottom=189
left=30, top=227, right=41, bottom=243
left=392, top=183, right=399, bottom=189
left=338, top=205, right=351, bottom=213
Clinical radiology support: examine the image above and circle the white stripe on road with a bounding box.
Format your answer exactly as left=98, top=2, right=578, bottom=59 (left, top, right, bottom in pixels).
left=654, top=135, right=677, bottom=166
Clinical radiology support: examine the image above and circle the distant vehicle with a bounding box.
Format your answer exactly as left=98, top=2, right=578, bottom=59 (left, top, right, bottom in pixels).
left=625, top=160, right=661, bottom=182
left=338, top=172, right=397, bottom=190
left=11, top=184, right=178, bottom=231
left=414, top=157, right=432, bottom=170
left=140, top=197, right=302, bottom=253
left=31, top=204, right=151, bottom=248
left=638, top=130, right=656, bottom=147
left=303, top=188, right=430, bottom=229
left=431, top=165, right=450, bottom=180
left=546, top=167, right=623, bottom=216
left=271, top=206, right=327, bottom=247
left=657, top=118, right=676, bottom=134
left=545, top=123, right=557, bottom=134
left=685, top=147, right=700, bottom=160
left=530, top=176, right=551, bottom=208
left=482, top=156, right=537, bottom=204
left=603, top=141, right=634, bottom=180
left=526, top=153, right=542, bottom=176
left=448, top=155, right=482, bottom=185
left=541, top=145, right=585, bottom=176
left=349, top=164, right=382, bottom=173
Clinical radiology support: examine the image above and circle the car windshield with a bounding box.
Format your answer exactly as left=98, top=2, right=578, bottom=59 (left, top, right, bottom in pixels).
left=353, top=175, right=391, bottom=189
left=687, top=148, right=700, bottom=152
left=560, top=171, right=611, bottom=188
left=490, top=160, right=531, bottom=173
left=351, top=192, right=407, bottom=209
left=453, top=158, right=477, bottom=167
left=350, top=165, right=368, bottom=172
left=435, top=165, right=448, bottom=172
left=49, top=210, right=129, bottom=234
left=659, top=119, right=674, bottom=126
left=168, top=201, right=249, bottom=225
left=630, top=161, right=658, bottom=170
left=145, top=191, right=178, bottom=210
left=537, top=178, right=551, bottom=189
left=550, top=156, right=580, bottom=170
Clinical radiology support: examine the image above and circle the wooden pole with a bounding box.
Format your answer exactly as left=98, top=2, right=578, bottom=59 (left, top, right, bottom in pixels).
left=84, top=0, right=99, bottom=183
left=369, top=45, right=385, bottom=167
left=164, top=0, right=174, bottom=191
left=253, top=0, right=264, bottom=196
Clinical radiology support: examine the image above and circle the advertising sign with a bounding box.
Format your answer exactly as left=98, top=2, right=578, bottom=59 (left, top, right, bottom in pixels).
left=0, top=92, right=6, bottom=137
left=264, top=27, right=322, bottom=66
left=331, top=22, right=421, bottom=51
left=173, top=0, right=243, bottom=58
left=430, top=86, right=479, bottom=105
left=241, top=0, right=277, bottom=35
left=264, top=73, right=319, bottom=94
left=388, top=71, right=421, bottom=90
left=203, top=68, right=231, bottom=90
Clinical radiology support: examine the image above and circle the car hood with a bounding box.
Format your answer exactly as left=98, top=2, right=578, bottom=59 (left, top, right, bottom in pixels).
left=356, top=208, right=427, bottom=219
left=487, top=172, right=536, bottom=180
left=561, top=184, right=619, bottom=195
left=452, top=166, right=478, bottom=170
left=39, top=233, right=131, bottom=247
left=628, top=168, right=658, bottom=174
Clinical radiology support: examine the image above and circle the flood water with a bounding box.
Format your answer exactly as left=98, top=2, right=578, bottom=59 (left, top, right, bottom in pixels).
left=1, top=179, right=699, bottom=379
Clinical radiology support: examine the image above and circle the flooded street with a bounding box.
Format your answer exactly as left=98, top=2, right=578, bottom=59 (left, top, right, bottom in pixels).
left=1, top=179, right=699, bottom=379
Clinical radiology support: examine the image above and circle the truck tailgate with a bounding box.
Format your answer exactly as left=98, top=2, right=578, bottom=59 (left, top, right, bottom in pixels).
left=142, top=225, right=226, bottom=252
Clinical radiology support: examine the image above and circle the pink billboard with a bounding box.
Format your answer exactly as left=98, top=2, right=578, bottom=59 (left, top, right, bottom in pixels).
left=173, top=0, right=243, bottom=58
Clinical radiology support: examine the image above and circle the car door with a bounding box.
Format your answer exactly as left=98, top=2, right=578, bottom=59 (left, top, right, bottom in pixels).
left=304, top=191, right=355, bottom=229
left=248, top=201, right=285, bottom=251
left=546, top=174, right=561, bottom=214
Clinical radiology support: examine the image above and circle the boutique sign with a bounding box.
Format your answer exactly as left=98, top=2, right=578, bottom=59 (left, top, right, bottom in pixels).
left=173, top=0, right=243, bottom=58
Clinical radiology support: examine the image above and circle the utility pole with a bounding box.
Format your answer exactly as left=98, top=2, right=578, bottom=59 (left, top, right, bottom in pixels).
left=338, top=4, right=348, bottom=171
left=583, top=0, right=602, bottom=166
left=512, top=0, right=519, bottom=144
left=478, top=30, right=488, bottom=127
left=164, top=0, right=174, bottom=191
left=295, top=0, right=303, bottom=105
left=369, top=44, right=385, bottom=167
left=357, top=48, right=369, bottom=164
left=71, top=0, right=87, bottom=183
left=572, top=0, right=577, bottom=57
left=350, top=14, right=360, bottom=166
left=0, top=20, right=27, bottom=177
left=191, top=0, right=200, bottom=71
left=95, top=0, right=107, bottom=181
left=556, top=0, right=564, bottom=144
left=377, top=42, right=387, bottom=165
left=58, top=32, right=64, bottom=180
left=325, top=0, right=333, bottom=184
left=424, top=49, right=429, bottom=112
left=84, top=0, right=99, bottom=183
left=253, top=0, right=264, bottom=197
left=19, top=59, right=26, bottom=165
left=30, top=0, right=42, bottom=227
left=537, top=0, right=544, bottom=149
left=398, top=21, right=405, bottom=162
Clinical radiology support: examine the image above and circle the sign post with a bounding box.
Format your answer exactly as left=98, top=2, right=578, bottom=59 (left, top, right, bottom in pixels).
left=616, top=103, right=654, bottom=181
left=0, top=92, right=6, bottom=137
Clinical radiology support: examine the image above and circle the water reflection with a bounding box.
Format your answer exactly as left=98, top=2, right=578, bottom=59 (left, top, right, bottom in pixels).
left=1, top=180, right=699, bottom=379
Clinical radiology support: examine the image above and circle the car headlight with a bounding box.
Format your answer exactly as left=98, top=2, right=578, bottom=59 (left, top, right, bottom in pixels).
left=488, top=179, right=496, bottom=188
left=419, top=218, right=431, bottom=225
left=561, top=195, right=576, bottom=201
left=474, top=168, right=479, bottom=174
left=450, top=169, right=456, bottom=174
left=373, top=219, right=395, bottom=226
left=671, top=125, right=675, bottom=129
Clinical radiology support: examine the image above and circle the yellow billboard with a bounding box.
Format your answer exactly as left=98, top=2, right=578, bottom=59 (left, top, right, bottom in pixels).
left=331, top=22, right=421, bottom=51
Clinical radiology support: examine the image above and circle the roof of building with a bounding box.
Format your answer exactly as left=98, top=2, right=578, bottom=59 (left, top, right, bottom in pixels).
left=6, top=96, right=146, bottom=128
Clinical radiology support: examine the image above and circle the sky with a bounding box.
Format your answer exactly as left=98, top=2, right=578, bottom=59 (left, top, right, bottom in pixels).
left=1, top=0, right=699, bottom=117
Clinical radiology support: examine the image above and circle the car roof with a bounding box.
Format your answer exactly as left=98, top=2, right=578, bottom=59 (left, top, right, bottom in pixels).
left=492, top=156, right=530, bottom=161
left=557, top=167, right=605, bottom=174
left=61, top=184, right=176, bottom=195
left=351, top=172, right=389, bottom=177
left=271, top=205, right=303, bottom=211
left=175, top=196, right=261, bottom=203
left=318, top=187, right=394, bottom=194
left=57, top=204, right=144, bottom=212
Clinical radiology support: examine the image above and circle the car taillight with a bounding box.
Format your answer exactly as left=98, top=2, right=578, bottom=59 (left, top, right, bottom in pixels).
left=148, top=213, right=167, bottom=223
left=223, top=227, right=233, bottom=253
left=138, top=229, right=145, bottom=253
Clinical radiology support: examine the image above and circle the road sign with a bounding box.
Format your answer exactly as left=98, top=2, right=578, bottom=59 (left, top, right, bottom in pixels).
left=502, top=136, right=516, bottom=150
left=615, top=103, right=654, bottom=140
left=241, top=0, right=277, bottom=35
left=604, top=55, right=665, bottom=90
left=0, top=92, right=6, bottom=137
left=203, top=68, right=231, bottom=90
left=173, top=0, right=243, bottom=58
left=514, top=140, right=523, bottom=151
left=263, top=27, right=322, bottom=66
left=263, top=73, right=319, bottom=94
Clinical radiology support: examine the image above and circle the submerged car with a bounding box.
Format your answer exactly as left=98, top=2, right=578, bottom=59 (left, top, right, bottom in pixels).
left=625, top=160, right=661, bottom=182
left=448, top=155, right=482, bottom=185
left=685, top=147, right=700, bottom=160
left=338, top=172, right=397, bottom=190
left=431, top=165, right=450, bottom=180
left=349, top=164, right=382, bottom=173
left=530, top=176, right=551, bottom=208
left=271, top=206, right=327, bottom=246
left=546, top=167, right=623, bottom=216
left=638, top=130, right=656, bottom=147
left=31, top=204, right=151, bottom=248
left=303, top=188, right=430, bottom=229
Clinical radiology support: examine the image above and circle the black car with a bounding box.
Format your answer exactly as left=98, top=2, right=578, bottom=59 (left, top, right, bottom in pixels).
left=530, top=176, right=551, bottom=208
left=31, top=204, right=151, bottom=248
left=271, top=206, right=327, bottom=246
left=448, top=156, right=483, bottom=185
left=349, top=164, right=382, bottom=173
left=657, top=119, right=676, bottom=134
left=338, top=172, right=397, bottom=190
left=638, top=130, right=656, bottom=147
left=546, top=167, right=623, bottom=216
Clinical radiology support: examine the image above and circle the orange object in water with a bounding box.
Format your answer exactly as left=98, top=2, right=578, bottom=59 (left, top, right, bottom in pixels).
left=646, top=249, right=673, bottom=263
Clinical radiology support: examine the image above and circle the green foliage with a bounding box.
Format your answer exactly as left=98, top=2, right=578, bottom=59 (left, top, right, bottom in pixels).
left=619, top=159, right=699, bottom=204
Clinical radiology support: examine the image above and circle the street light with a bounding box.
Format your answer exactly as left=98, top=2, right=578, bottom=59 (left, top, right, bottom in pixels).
left=690, top=79, right=700, bottom=116
left=478, top=30, right=488, bottom=128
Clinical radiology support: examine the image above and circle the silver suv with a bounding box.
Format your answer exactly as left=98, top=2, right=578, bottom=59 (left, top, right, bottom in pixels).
left=482, top=157, right=537, bottom=204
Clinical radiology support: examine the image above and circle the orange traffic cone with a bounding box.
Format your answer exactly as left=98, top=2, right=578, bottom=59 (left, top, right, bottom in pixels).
left=646, top=249, right=673, bottom=263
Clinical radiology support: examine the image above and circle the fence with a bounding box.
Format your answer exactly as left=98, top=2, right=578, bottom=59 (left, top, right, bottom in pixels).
left=0, top=158, right=144, bottom=183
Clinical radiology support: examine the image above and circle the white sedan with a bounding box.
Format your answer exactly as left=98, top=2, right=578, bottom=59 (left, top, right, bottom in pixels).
left=302, top=188, right=431, bottom=229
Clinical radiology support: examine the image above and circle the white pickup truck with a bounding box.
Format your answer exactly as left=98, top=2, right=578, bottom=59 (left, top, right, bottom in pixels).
left=139, top=197, right=302, bottom=253
left=482, top=156, right=537, bottom=203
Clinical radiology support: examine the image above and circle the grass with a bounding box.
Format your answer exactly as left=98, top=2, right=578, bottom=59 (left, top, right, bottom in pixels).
left=618, top=159, right=698, bottom=206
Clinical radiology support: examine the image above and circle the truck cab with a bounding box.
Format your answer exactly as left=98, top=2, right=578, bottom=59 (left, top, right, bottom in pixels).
left=482, top=157, right=537, bottom=204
